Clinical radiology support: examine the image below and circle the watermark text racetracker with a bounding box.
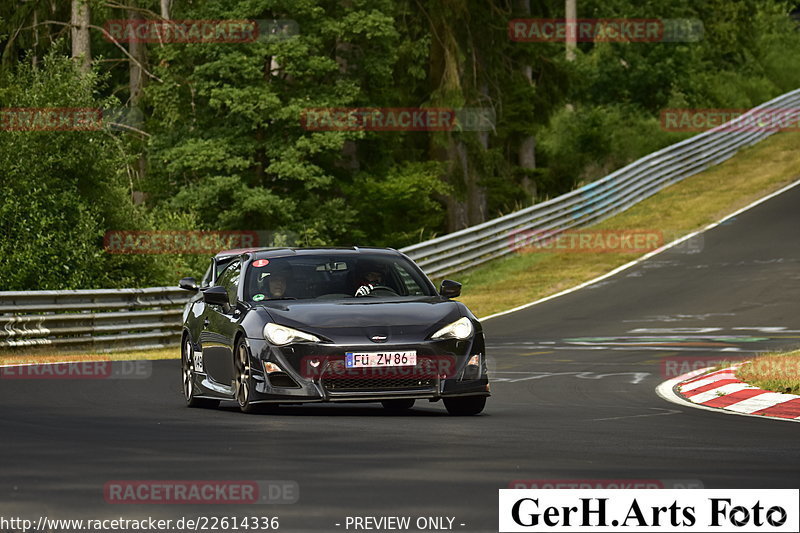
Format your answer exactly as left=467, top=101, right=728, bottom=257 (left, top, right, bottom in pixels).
left=661, top=108, right=800, bottom=132
left=508, top=18, right=704, bottom=43
left=104, top=480, right=298, bottom=504
left=300, top=107, right=495, bottom=132
left=103, top=19, right=298, bottom=43
left=104, top=230, right=260, bottom=255
left=0, top=107, right=102, bottom=131
left=499, top=489, right=799, bottom=532
left=661, top=355, right=748, bottom=378
left=0, top=361, right=151, bottom=380
left=509, top=230, right=664, bottom=254
left=300, top=355, right=458, bottom=381
left=0, top=106, right=144, bottom=132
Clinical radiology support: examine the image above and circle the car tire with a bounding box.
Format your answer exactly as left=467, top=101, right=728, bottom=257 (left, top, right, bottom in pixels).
left=381, top=399, right=415, bottom=411
left=235, top=338, right=260, bottom=414
left=182, top=337, right=219, bottom=409
left=443, top=396, right=486, bottom=416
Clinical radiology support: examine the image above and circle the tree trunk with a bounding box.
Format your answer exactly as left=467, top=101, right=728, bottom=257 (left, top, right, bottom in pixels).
left=515, top=0, right=537, bottom=201
left=518, top=136, right=537, bottom=200
left=334, top=7, right=359, bottom=172
left=565, top=0, right=577, bottom=61
left=427, top=1, right=487, bottom=232
left=32, top=10, right=40, bottom=69
left=128, top=1, right=145, bottom=105
left=467, top=82, right=490, bottom=226
left=71, top=0, right=91, bottom=73
left=127, top=0, right=148, bottom=199
left=160, top=0, right=170, bottom=19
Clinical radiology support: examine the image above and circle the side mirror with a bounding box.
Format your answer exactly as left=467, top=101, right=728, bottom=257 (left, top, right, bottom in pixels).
left=439, top=279, right=462, bottom=298
left=179, top=277, right=198, bottom=291
left=202, top=286, right=230, bottom=308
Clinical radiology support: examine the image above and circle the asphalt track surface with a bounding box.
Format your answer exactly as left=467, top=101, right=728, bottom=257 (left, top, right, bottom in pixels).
left=2, top=184, right=800, bottom=532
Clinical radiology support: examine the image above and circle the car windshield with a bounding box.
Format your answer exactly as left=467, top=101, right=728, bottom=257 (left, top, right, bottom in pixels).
left=244, top=254, right=435, bottom=301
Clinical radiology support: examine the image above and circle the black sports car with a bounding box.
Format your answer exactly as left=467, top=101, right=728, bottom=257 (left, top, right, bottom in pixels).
left=178, top=247, right=489, bottom=415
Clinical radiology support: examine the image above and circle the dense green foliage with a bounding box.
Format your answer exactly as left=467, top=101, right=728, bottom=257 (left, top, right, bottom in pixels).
left=1, top=0, right=799, bottom=289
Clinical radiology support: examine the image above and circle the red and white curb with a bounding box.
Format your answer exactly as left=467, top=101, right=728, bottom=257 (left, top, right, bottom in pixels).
left=656, top=363, right=800, bottom=423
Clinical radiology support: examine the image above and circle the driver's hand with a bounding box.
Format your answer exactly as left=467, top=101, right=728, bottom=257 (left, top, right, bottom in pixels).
left=355, top=284, right=373, bottom=297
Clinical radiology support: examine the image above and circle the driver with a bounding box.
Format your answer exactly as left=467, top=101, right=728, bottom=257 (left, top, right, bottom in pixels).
left=268, top=272, right=288, bottom=298
left=253, top=266, right=291, bottom=300
left=354, top=261, right=386, bottom=297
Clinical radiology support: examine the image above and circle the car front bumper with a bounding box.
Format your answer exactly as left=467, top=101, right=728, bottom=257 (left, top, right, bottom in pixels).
left=243, top=335, right=490, bottom=404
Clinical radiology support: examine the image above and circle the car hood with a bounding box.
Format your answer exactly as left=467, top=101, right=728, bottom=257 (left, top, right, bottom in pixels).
left=254, top=297, right=465, bottom=343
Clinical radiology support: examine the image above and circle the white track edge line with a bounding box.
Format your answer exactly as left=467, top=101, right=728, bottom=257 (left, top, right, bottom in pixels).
left=479, top=178, right=800, bottom=322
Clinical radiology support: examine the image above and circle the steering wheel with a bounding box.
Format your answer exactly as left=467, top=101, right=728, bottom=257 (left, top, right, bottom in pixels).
left=355, top=285, right=398, bottom=297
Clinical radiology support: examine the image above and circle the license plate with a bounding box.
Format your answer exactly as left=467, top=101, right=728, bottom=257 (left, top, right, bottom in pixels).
left=345, top=351, right=417, bottom=368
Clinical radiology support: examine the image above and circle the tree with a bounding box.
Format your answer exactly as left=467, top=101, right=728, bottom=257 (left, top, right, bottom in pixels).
left=4, top=0, right=800, bottom=290
left=70, top=0, right=91, bottom=72
left=565, top=0, right=576, bottom=60
left=0, top=51, right=174, bottom=289
left=1, top=0, right=71, bottom=72
left=143, top=0, right=402, bottom=245
left=514, top=0, right=538, bottom=201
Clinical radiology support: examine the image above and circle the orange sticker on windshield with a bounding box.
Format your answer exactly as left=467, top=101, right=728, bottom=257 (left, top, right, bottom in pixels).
left=252, top=259, right=270, bottom=267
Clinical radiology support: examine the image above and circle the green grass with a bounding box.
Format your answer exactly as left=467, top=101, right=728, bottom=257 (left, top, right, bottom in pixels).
left=456, top=131, right=800, bottom=318
left=736, top=350, right=800, bottom=395
left=0, top=347, right=179, bottom=365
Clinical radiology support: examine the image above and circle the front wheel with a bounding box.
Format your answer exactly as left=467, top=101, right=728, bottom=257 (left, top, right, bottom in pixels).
left=443, top=396, right=486, bottom=416
left=182, top=338, right=219, bottom=409
left=234, top=339, right=260, bottom=414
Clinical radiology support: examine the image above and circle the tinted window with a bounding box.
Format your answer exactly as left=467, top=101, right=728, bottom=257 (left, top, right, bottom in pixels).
left=245, top=254, right=434, bottom=301
left=215, top=258, right=235, bottom=283
left=393, top=261, right=426, bottom=295
left=217, top=260, right=241, bottom=306
left=201, top=257, right=234, bottom=288
left=200, top=260, right=213, bottom=288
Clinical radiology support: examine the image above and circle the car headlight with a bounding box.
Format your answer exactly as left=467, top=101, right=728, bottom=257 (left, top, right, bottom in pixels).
left=431, top=317, right=474, bottom=340
left=264, top=323, right=321, bottom=345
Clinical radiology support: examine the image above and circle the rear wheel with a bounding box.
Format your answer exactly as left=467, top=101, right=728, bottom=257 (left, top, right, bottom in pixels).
left=381, top=399, right=415, bottom=411
left=443, top=396, right=486, bottom=416
left=182, top=338, right=219, bottom=409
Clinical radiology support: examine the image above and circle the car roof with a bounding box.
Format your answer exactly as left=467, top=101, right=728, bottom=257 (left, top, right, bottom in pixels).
left=214, top=246, right=401, bottom=261
left=214, top=247, right=275, bottom=259
left=250, top=247, right=400, bottom=260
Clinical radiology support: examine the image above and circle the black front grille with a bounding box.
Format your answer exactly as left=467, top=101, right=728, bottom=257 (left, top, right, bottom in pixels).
left=319, top=358, right=439, bottom=391
left=323, top=376, right=436, bottom=391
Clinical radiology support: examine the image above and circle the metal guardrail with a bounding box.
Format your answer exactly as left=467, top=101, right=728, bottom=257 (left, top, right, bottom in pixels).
left=400, top=89, right=800, bottom=278
left=0, top=288, right=189, bottom=352
left=2, top=89, right=798, bottom=352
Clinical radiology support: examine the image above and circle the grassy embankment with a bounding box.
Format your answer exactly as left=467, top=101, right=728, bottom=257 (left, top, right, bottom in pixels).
left=457, top=131, right=800, bottom=318
left=735, top=351, right=800, bottom=394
